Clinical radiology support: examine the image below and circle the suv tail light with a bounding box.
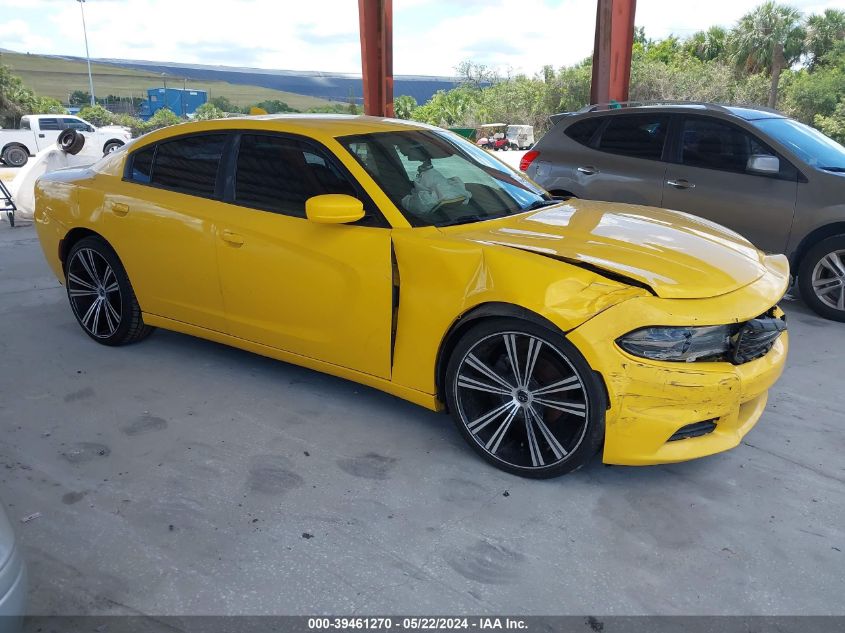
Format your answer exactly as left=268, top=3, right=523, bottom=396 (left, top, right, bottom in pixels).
left=519, top=150, right=540, bottom=172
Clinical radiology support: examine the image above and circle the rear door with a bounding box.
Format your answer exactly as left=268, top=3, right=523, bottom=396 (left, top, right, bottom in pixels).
left=102, top=133, right=229, bottom=332
left=661, top=115, right=798, bottom=253
left=571, top=113, right=669, bottom=206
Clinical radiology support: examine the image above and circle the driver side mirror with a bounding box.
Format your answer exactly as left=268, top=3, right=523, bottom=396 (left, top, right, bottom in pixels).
left=746, top=154, right=779, bottom=174
left=305, top=194, right=365, bottom=224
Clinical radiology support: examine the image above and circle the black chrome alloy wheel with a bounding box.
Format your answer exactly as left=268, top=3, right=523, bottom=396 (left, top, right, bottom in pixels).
left=446, top=319, right=604, bottom=478
left=67, top=247, right=123, bottom=340
left=65, top=236, right=153, bottom=345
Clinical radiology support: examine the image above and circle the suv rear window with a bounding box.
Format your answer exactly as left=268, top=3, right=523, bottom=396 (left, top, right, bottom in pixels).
left=565, top=118, right=602, bottom=146
left=597, top=114, right=668, bottom=160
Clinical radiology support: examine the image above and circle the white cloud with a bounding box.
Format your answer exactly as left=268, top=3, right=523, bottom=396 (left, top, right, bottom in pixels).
left=0, top=18, right=55, bottom=53
left=2, top=0, right=844, bottom=76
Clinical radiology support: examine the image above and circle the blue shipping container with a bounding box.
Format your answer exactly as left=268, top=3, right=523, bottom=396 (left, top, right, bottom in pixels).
left=139, top=87, right=208, bottom=120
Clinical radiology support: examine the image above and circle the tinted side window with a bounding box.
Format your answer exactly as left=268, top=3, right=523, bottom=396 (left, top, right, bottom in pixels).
left=151, top=134, right=227, bottom=197
left=38, top=118, right=60, bottom=131
left=129, top=146, right=155, bottom=183
left=565, top=118, right=602, bottom=146
left=235, top=134, right=356, bottom=218
left=597, top=115, right=668, bottom=160
left=61, top=118, right=89, bottom=131
left=681, top=118, right=772, bottom=174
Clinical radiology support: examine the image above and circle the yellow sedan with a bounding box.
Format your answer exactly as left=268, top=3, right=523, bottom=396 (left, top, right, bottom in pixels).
left=33, top=116, right=789, bottom=478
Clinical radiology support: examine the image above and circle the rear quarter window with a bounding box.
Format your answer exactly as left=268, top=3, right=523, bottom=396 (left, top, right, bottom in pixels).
left=596, top=114, right=669, bottom=160
left=128, top=146, right=155, bottom=184
left=564, top=118, right=602, bottom=146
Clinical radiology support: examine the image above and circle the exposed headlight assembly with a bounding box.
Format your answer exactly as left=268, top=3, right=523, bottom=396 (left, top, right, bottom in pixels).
left=617, top=325, right=733, bottom=362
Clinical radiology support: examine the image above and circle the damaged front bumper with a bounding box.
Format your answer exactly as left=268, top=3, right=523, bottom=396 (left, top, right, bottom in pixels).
left=566, top=255, right=789, bottom=466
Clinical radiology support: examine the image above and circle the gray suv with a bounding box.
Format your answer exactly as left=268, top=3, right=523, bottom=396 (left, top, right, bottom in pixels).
left=523, top=103, right=845, bottom=321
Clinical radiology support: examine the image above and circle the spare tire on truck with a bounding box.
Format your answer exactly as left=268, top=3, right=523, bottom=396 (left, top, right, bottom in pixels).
left=58, top=129, right=85, bottom=155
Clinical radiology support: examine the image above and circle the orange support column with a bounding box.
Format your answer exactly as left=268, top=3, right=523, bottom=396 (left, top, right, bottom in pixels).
left=358, top=0, right=394, bottom=117
left=590, top=0, right=636, bottom=105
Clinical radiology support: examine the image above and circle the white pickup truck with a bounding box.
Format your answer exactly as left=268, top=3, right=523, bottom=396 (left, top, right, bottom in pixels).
left=0, top=114, right=132, bottom=167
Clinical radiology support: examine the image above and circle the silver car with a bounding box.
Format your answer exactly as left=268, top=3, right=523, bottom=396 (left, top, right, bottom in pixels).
left=0, top=502, right=26, bottom=632
left=524, top=103, right=845, bottom=321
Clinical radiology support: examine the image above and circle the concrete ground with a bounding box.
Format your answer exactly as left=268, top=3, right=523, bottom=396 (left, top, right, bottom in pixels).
left=0, top=224, right=843, bottom=616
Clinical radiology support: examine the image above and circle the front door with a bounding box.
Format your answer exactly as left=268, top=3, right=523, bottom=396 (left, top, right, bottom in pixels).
left=661, top=116, right=798, bottom=254
left=215, top=132, right=394, bottom=379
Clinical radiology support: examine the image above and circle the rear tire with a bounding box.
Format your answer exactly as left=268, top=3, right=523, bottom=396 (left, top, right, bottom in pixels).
left=1, top=145, right=28, bottom=167
left=445, top=318, right=605, bottom=478
left=65, top=236, right=154, bottom=345
left=798, top=235, right=845, bottom=322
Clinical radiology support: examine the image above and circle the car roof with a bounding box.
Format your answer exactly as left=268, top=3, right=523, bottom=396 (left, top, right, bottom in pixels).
left=140, top=114, right=433, bottom=143
left=557, top=103, right=787, bottom=123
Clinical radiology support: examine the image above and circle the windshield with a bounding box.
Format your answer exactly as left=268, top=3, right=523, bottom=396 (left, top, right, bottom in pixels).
left=752, top=117, right=845, bottom=171
left=338, top=129, right=550, bottom=227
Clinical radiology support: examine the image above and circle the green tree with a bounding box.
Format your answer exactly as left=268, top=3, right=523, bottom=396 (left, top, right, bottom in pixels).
left=193, top=102, right=225, bottom=120
left=814, top=96, right=845, bottom=143
left=393, top=95, right=417, bottom=119
left=252, top=99, right=296, bottom=114
left=1, top=64, right=34, bottom=125
left=78, top=103, right=116, bottom=127
left=32, top=96, right=66, bottom=115
left=730, top=2, right=805, bottom=108
left=208, top=95, right=238, bottom=113
left=68, top=90, right=90, bottom=107
left=412, top=87, right=479, bottom=126
left=685, top=26, right=729, bottom=62
left=145, top=107, right=182, bottom=130
left=804, top=9, right=845, bottom=69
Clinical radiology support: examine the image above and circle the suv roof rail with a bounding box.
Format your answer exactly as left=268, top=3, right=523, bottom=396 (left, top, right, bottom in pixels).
left=575, top=100, right=735, bottom=113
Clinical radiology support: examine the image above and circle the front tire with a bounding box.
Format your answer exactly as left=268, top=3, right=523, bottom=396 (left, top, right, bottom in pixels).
left=445, top=318, right=605, bottom=478
left=65, top=236, right=153, bottom=345
left=798, top=235, right=845, bottom=322
left=103, top=141, right=124, bottom=155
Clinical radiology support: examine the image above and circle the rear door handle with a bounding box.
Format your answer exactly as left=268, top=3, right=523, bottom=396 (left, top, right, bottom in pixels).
left=221, top=230, right=244, bottom=246
left=110, top=202, right=129, bottom=216
left=667, top=179, right=695, bottom=189
left=577, top=166, right=598, bottom=175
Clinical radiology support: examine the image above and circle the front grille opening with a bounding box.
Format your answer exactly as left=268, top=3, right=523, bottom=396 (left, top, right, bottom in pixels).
left=668, top=419, right=717, bottom=442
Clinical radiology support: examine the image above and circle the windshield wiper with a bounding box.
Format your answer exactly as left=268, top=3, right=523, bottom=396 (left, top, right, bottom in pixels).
left=819, top=166, right=845, bottom=172
left=439, top=214, right=489, bottom=227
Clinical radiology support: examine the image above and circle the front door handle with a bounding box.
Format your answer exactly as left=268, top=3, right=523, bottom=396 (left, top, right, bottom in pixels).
left=577, top=165, right=598, bottom=175
left=221, top=230, right=244, bottom=246
left=667, top=179, right=695, bottom=189
left=110, top=202, right=129, bottom=216
left=38, top=133, right=46, bottom=138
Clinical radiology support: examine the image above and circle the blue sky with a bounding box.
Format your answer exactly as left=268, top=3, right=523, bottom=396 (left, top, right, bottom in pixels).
left=0, top=0, right=841, bottom=76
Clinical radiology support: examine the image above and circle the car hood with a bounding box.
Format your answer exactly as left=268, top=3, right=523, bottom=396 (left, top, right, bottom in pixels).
left=439, top=200, right=770, bottom=299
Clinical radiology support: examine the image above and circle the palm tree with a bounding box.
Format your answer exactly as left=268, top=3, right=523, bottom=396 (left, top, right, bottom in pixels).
left=730, top=2, right=805, bottom=108
left=805, top=9, right=845, bottom=69
left=687, top=26, right=729, bottom=62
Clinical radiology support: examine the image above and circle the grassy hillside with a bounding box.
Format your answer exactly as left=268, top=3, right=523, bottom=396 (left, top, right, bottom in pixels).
left=0, top=51, right=336, bottom=110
